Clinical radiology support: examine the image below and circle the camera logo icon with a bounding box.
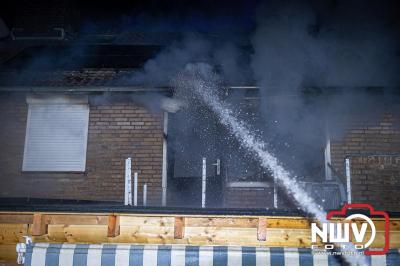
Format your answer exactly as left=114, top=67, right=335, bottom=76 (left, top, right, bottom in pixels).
left=311, top=203, right=389, bottom=255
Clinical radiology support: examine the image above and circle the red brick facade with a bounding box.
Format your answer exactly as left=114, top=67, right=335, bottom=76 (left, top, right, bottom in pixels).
left=349, top=155, right=400, bottom=211
left=330, top=114, right=400, bottom=211
left=0, top=93, right=399, bottom=211
left=0, top=93, right=164, bottom=205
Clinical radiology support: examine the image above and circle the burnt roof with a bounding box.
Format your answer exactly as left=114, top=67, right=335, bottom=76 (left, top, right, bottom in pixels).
left=1, top=44, right=161, bottom=70
left=0, top=69, right=137, bottom=87
left=0, top=43, right=398, bottom=94
left=0, top=43, right=163, bottom=87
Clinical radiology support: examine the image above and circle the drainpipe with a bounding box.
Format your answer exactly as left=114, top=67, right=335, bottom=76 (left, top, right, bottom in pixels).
left=161, top=112, right=168, bottom=206
left=11, top=27, right=65, bottom=40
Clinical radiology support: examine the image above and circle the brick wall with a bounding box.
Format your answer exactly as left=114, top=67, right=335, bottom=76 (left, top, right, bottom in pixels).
left=350, top=155, right=400, bottom=211
left=1, top=93, right=399, bottom=210
left=0, top=93, right=164, bottom=205
left=330, top=114, right=400, bottom=211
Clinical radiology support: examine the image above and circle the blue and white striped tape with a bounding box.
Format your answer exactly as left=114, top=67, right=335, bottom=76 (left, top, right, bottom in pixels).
left=23, top=243, right=400, bottom=266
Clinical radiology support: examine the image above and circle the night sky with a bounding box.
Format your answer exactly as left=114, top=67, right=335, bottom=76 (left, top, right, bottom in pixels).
left=0, top=0, right=398, bottom=38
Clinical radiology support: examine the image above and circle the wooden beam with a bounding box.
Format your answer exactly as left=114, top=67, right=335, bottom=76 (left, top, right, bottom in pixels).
left=0, top=214, right=33, bottom=224
left=0, top=259, right=20, bottom=266
left=0, top=212, right=397, bottom=230
left=186, top=217, right=311, bottom=229
left=107, top=215, right=120, bottom=237
left=257, top=217, right=267, bottom=241
left=32, top=214, right=47, bottom=236
left=187, top=218, right=257, bottom=228
left=0, top=244, right=22, bottom=260
left=174, top=217, right=185, bottom=239
left=24, top=226, right=400, bottom=248
left=46, top=215, right=108, bottom=225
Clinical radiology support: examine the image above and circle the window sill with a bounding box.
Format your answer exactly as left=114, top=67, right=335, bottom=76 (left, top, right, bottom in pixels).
left=226, top=181, right=273, bottom=188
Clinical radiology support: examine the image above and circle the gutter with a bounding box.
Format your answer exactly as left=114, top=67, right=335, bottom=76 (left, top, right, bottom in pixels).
left=0, top=86, right=171, bottom=93
left=1, top=86, right=396, bottom=94
left=11, top=27, right=65, bottom=40
left=0, top=86, right=258, bottom=93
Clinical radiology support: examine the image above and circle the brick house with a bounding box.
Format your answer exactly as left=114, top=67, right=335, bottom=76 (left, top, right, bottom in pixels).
left=0, top=44, right=399, bottom=212
left=2, top=0, right=398, bottom=213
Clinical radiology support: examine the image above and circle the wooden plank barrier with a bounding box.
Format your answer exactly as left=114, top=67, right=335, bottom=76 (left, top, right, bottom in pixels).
left=0, top=211, right=399, bottom=261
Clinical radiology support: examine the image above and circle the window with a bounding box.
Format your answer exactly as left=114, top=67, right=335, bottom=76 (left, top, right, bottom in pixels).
left=23, top=95, right=89, bottom=172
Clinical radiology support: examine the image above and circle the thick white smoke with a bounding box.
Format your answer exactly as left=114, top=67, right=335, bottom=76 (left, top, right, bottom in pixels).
left=174, top=62, right=368, bottom=266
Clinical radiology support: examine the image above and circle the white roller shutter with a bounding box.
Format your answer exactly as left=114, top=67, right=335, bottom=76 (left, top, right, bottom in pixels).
left=23, top=95, right=89, bottom=172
